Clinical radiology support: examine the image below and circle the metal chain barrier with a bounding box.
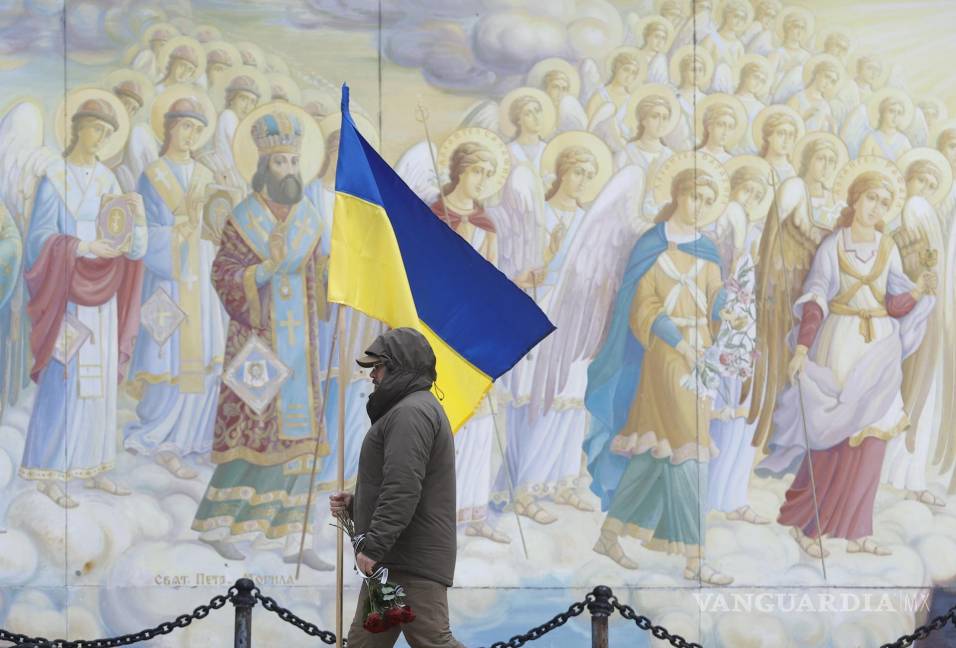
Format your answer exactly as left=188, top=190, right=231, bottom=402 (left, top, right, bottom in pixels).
left=3, top=581, right=956, bottom=647
left=476, top=595, right=592, bottom=648
left=252, top=588, right=338, bottom=645
left=0, top=588, right=235, bottom=648
left=611, top=597, right=703, bottom=648
left=878, top=601, right=956, bottom=648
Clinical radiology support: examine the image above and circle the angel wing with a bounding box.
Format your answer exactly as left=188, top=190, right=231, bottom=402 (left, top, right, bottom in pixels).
left=115, top=123, right=160, bottom=193
left=526, top=165, right=649, bottom=417
left=839, top=103, right=871, bottom=159
left=892, top=198, right=942, bottom=456
left=905, top=107, right=930, bottom=148
left=772, top=65, right=805, bottom=105
left=456, top=99, right=499, bottom=132
left=588, top=102, right=628, bottom=152
left=394, top=140, right=440, bottom=207
left=0, top=101, right=56, bottom=405
left=578, top=58, right=602, bottom=106
left=747, top=176, right=828, bottom=452
left=556, top=94, right=587, bottom=133
left=0, top=102, right=57, bottom=229
left=485, top=164, right=545, bottom=281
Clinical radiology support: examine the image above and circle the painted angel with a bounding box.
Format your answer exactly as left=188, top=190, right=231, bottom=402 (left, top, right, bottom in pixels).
left=881, top=150, right=952, bottom=505
left=841, top=89, right=914, bottom=161
left=583, top=155, right=735, bottom=585
left=526, top=59, right=588, bottom=134
left=743, top=0, right=781, bottom=56
left=756, top=163, right=935, bottom=558
left=493, top=134, right=614, bottom=525
left=747, top=135, right=849, bottom=454
left=700, top=0, right=751, bottom=94
left=784, top=57, right=842, bottom=133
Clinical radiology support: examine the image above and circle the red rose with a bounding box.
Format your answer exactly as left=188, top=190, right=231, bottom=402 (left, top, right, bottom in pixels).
left=385, top=606, right=405, bottom=626
left=399, top=605, right=416, bottom=623
left=363, top=612, right=389, bottom=633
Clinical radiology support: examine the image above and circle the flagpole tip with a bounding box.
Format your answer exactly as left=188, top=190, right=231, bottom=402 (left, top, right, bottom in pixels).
left=341, top=83, right=350, bottom=113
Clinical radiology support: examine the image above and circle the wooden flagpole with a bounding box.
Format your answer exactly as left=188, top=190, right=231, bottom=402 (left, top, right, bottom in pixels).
left=334, top=307, right=350, bottom=647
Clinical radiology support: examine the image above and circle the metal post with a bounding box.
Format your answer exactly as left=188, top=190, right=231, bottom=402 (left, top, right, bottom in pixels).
left=587, top=585, right=613, bottom=648
left=233, top=577, right=257, bottom=648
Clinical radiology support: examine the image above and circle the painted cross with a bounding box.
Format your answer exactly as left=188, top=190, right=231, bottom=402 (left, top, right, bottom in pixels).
left=279, top=308, right=301, bottom=346
left=290, top=218, right=314, bottom=251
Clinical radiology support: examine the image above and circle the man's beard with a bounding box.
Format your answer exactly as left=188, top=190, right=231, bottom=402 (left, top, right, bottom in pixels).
left=266, top=172, right=303, bottom=205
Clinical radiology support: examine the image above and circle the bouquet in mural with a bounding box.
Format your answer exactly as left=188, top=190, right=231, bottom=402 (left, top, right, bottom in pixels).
left=680, top=255, right=758, bottom=401
left=333, top=511, right=416, bottom=633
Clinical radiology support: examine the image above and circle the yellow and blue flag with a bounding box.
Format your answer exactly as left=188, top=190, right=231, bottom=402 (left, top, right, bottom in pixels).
left=328, top=85, right=555, bottom=431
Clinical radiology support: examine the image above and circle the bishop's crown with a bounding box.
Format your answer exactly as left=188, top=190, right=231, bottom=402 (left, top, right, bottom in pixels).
left=251, top=112, right=302, bottom=155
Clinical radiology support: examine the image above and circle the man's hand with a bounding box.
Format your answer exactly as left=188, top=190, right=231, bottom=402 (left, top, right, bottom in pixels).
left=355, top=551, right=377, bottom=576
left=329, top=491, right=352, bottom=517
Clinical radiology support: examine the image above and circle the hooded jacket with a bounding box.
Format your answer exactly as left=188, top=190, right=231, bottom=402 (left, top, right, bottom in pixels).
left=351, top=328, right=457, bottom=586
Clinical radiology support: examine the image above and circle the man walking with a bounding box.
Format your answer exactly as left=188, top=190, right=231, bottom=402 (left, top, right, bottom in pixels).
left=330, top=327, right=465, bottom=648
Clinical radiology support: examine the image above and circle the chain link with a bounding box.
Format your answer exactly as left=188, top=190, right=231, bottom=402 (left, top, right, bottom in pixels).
left=878, top=602, right=956, bottom=648
left=0, top=589, right=234, bottom=648
left=253, top=589, right=338, bottom=645
left=612, top=598, right=703, bottom=648
left=476, top=595, right=591, bottom=648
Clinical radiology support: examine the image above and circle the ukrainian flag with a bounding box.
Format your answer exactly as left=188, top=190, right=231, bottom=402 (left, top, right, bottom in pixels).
left=328, top=86, right=555, bottom=431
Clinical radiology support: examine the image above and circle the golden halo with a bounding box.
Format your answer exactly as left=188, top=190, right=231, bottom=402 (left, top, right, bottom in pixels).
left=53, top=87, right=131, bottom=160
left=604, top=46, right=645, bottom=82
left=752, top=104, right=805, bottom=152
left=265, top=53, right=290, bottom=76
left=319, top=111, right=380, bottom=151
left=929, top=117, right=956, bottom=149
left=635, top=15, right=676, bottom=52
left=669, top=44, right=715, bottom=88
left=149, top=85, right=217, bottom=149
left=193, top=24, right=222, bottom=43
left=498, top=87, right=556, bottom=139
left=211, top=66, right=269, bottom=113
left=848, top=52, right=890, bottom=90
left=695, top=93, right=748, bottom=148
left=539, top=131, right=613, bottom=204
left=232, top=102, right=324, bottom=185
left=833, top=155, right=906, bottom=223
left=867, top=87, right=915, bottom=131
left=792, top=132, right=849, bottom=181
left=236, top=42, right=265, bottom=70
left=437, top=127, right=511, bottom=200
left=733, top=53, right=772, bottom=91
left=269, top=74, right=302, bottom=105
left=102, top=68, right=156, bottom=113
left=141, top=22, right=179, bottom=47
left=802, top=53, right=845, bottom=95
left=157, top=36, right=203, bottom=82
left=815, top=27, right=852, bottom=55
left=526, top=57, right=581, bottom=98
left=715, top=0, right=754, bottom=31
left=203, top=40, right=241, bottom=70
left=725, top=155, right=774, bottom=222
left=774, top=6, right=815, bottom=45
left=652, top=151, right=731, bottom=226
left=897, top=147, right=954, bottom=206
left=623, top=84, right=681, bottom=139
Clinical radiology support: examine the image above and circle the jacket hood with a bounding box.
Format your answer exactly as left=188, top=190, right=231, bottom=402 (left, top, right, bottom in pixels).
left=364, top=328, right=437, bottom=423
